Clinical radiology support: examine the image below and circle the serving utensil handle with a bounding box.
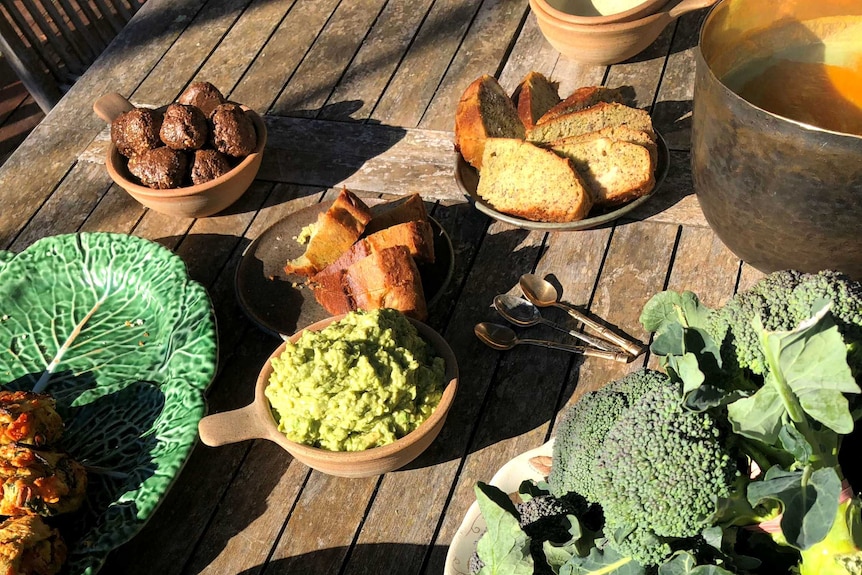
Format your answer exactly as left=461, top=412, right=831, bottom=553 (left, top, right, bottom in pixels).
left=93, top=92, right=135, bottom=124
left=552, top=302, right=644, bottom=357
left=520, top=337, right=632, bottom=363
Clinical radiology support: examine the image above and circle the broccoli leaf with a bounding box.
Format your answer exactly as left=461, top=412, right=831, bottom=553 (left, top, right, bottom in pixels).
left=727, top=303, right=859, bottom=441
left=657, top=551, right=737, bottom=575
left=559, top=542, right=645, bottom=575
left=746, top=466, right=842, bottom=550
left=640, top=291, right=712, bottom=334
left=474, top=482, right=534, bottom=575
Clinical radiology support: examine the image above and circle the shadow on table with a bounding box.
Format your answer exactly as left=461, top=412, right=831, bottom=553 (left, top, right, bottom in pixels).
left=236, top=542, right=450, bottom=575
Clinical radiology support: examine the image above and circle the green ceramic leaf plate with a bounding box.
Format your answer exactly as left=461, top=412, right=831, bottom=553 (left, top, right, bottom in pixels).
left=0, top=233, right=217, bottom=575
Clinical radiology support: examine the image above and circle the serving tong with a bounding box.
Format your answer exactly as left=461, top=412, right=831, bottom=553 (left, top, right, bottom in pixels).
left=474, top=274, right=645, bottom=363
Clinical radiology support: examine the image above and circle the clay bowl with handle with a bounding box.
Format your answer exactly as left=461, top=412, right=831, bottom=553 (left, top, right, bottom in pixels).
left=93, top=92, right=266, bottom=219
left=530, top=0, right=719, bottom=65
left=197, top=314, right=459, bottom=478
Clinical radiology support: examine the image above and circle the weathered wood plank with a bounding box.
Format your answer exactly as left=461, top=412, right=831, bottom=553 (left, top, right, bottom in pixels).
left=371, top=0, right=483, bottom=127
left=193, top=0, right=294, bottom=98
left=257, top=117, right=463, bottom=201
left=133, top=0, right=255, bottom=105
left=568, top=220, right=679, bottom=404
left=652, top=8, right=712, bottom=151
left=271, top=0, right=390, bottom=117
left=230, top=0, right=341, bottom=114
left=320, top=0, right=437, bottom=122
left=421, top=0, right=530, bottom=131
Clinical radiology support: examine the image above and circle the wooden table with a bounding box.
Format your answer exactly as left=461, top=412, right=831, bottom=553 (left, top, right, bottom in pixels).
left=0, top=0, right=767, bottom=573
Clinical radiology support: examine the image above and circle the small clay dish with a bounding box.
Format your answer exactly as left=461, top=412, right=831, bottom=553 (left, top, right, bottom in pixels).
left=94, top=92, right=266, bottom=218
left=197, top=314, right=459, bottom=478
left=535, top=0, right=669, bottom=26
left=530, top=0, right=719, bottom=65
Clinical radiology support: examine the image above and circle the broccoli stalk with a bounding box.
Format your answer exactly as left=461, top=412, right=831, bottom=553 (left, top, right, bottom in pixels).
left=798, top=498, right=862, bottom=575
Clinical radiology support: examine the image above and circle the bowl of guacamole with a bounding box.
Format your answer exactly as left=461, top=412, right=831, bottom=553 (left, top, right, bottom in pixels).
left=198, top=308, right=458, bottom=478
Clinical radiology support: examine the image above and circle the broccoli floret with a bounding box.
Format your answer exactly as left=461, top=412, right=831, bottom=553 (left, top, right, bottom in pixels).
left=548, top=369, right=668, bottom=502
left=595, top=382, right=743, bottom=567
left=711, top=270, right=862, bottom=377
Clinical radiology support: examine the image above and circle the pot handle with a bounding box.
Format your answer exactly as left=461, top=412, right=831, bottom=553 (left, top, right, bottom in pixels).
left=668, top=0, right=718, bottom=19
left=198, top=402, right=275, bottom=446
left=93, top=92, right=135, bottom=124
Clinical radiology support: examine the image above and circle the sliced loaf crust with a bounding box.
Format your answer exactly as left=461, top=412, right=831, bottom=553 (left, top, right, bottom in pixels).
left=284, top=188, right=373, bottom=277
left=550, top=125, right=658, bottom=165
left=512, top=71, right=561, bottom=131
left=536, top=85, right=625, bottom=125
left=477, top=138, right=593, bottom=223
left=551, top=137, right=655, bottom=206
left=344, top=245, right=428, bottom=321
left=527, top=102, right=655, bottom=144
left=454, top=75, right=525, bottom=170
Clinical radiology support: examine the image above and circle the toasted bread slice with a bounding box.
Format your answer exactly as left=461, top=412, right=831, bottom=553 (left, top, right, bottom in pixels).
left=536, top=86, right=625, bottom=125
left=512, top=71, right=561, bottom=131
left=455, top=75, right=525, bottom=170
left=551, top=137, right=655, bottom=206
left=527, top=102, right=655, bottom=144
left=364, top=193, right=429, bottom=236
left=344, top=245, right=428, bottom=321
left=284, top=188, right=372, bottom=277
left=477, top=138, right=593, bottom=223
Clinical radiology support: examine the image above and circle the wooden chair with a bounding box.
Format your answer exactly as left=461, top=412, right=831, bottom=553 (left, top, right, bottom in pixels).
left=0, top=0, right=146, bottom=113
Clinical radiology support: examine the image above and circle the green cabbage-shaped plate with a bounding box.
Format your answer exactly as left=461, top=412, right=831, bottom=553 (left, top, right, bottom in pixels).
left=0, top=233, right=217, bottom=574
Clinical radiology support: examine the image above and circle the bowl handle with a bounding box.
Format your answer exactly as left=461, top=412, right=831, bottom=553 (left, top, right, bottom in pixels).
left=198, top=402, right=274, bottom=446
left=93, top=92, right=135, bottom=124
left=668, top=0, right=718, bottom=19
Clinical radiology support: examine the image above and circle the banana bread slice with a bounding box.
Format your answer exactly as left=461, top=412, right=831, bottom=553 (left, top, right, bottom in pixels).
left=536, top=85, right=625, bottom=125
left=477, top=138, right=593, bottom=223
left=512, top=71, right=561, bottom=131
left=551, top=137, right=655, bottom=207
left=528, top=102, right=655, bottom=144
left=455, top=75, right=525, bottom=170
left=550, top=124, right=658, bottom=165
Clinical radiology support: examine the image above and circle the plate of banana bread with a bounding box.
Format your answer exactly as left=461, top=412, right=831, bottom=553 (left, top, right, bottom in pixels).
left=235, top=190, right=454, bottom=338
left=453, top=72, right=669, bottom=231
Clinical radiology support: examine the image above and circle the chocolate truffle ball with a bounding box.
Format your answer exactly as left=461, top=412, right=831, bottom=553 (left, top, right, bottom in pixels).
left=160, top=103, right=208, bottom=151
left=127, top=147, right=188, bottom=189
left=111, top=108, right=163, bottom=158
left=190, top=149, right=232, bottom=185
left=210, top=103, right=257, bottom=157
left=177, top=81, right=226, bottom=118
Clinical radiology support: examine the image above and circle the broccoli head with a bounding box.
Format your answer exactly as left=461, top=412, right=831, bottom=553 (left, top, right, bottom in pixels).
left=548, top=369, right=669, bottom=502
left=594, top=382, right=743, bottom=567
left=710, top=270, right=862, bottom=377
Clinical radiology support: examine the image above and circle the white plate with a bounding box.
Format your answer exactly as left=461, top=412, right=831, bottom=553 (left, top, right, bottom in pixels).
left=444, top=439, right=555, bottom=575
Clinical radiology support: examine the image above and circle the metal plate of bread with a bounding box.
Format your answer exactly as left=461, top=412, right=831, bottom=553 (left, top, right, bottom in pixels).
left=235, top=198, right=454, bottom=338
left=454, top=131, right=669, bottom=231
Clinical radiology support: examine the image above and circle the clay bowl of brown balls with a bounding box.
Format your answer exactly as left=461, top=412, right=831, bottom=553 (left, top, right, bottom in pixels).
left=93, top=87, right=266, bottom=219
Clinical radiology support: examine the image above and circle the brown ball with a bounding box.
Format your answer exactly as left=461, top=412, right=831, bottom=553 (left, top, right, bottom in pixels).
left=191, top=149, right=232, bottom=185
left=177, top=81, right=226, bottom=118
left=210, top=103, right=257, bottom=157
left=111, top=108, right=162, bottom=158
left=160, top=103, right=208, bottom=151
left=128, top=147, right=188, bottom=189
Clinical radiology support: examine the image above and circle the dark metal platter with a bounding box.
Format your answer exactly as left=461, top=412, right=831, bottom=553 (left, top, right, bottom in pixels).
left=235, top=200, right=455, bottom=338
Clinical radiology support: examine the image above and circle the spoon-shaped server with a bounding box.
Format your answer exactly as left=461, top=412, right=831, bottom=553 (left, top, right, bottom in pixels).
left=519, top=274, right=645, bottom=357
left=493, top=294, right=623, bottom=353
left=474, top=322, right=631, bottom=363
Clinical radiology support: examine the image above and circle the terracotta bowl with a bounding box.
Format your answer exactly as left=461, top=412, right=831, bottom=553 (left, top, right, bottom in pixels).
left=530, top=0, right=718, bottom=65
left=197, top=315, right=459, bottom=478
left=93, top=92, right=266, bottom=219
left=535, top=0, right=669, bottom=26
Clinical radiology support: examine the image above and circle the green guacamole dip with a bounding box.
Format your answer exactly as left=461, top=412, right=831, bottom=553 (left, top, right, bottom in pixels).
left=265, top=308, right=446, bottom=452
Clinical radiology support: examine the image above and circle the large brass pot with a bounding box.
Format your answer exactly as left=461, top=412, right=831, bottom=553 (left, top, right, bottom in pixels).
left=692, top=0, right=862, bottom=279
